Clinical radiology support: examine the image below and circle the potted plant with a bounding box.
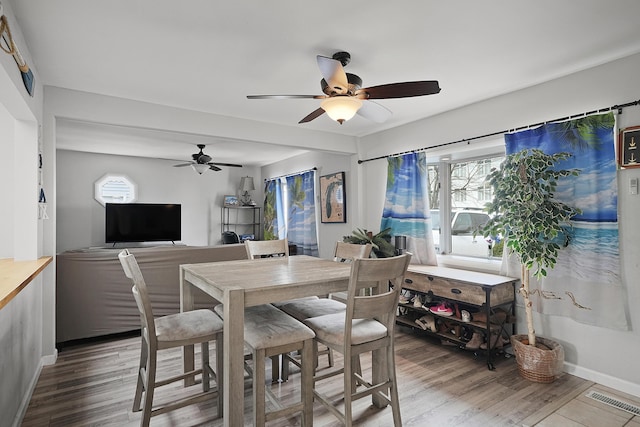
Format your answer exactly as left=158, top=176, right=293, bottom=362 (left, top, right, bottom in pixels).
left=343, top=227, right=396, bottom=258
left=480, top=148, right=581, bottom=383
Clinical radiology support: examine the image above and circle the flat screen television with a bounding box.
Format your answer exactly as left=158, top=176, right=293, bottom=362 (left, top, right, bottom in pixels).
left=105, top=203, right=181, bottom=244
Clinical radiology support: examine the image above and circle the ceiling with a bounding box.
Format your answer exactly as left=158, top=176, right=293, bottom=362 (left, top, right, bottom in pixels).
left=7, top=0, right=640, bottom=166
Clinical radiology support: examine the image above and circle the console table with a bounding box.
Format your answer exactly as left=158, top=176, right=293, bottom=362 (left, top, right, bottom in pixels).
left=398, top=265, right=518, bottom=370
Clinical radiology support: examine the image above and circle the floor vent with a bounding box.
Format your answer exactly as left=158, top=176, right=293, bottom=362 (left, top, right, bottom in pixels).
left=585, top=390, right=640, bottom=416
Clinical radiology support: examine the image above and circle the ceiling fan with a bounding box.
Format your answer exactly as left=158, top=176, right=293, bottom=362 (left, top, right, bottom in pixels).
left=247, top=51, right=441, bottom=124
left=173, top=144, right=242, bottom=174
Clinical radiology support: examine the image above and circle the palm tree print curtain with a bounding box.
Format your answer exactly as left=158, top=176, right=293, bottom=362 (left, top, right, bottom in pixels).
left=502, top=112, right=628, bottom=330
left=263, top=170, right=319, bottom=256
left=380, top=152, right=438, bottom=265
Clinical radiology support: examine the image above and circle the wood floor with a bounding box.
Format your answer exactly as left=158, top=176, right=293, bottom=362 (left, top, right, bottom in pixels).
left=22, top=327, right=640, bottom=426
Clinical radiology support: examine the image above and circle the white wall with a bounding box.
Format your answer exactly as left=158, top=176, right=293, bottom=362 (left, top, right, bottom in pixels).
left=0, top=3, right=51, bottom=426
left=261, top=151, right=357, bottom=260
left=359, top=52, right=640, bottom=397
left=56, top=150, right=261, bottom=252
left=0, top=102, right=15, bottom=258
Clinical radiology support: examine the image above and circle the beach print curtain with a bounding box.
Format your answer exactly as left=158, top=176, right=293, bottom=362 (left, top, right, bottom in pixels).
left=380, top=152, right=438, bottom=265
left=502, top=112, right=628, bottom=330
left=263, top=170, right=319, bottom=256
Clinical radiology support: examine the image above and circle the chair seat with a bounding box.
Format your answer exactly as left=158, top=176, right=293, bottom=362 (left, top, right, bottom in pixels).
left=280, top=298, right=346, bottom=321
left=214, top=304, right=314, bottom=350
left=271, top=295, right=319, bottom=309
left=155, top=309, right=223, bottom=349
left=304, top=312, right=388, bottom=346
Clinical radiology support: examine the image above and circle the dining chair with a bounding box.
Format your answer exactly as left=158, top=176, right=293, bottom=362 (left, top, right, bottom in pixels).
left=213, top=303, right=315, bottom=427
left=245, top=238, right=289, bottom=259
left=118, top=249, right=223, bottom=427
left=329, top=242, right=373, bottom=303
left=304, top=253, right=411, bottom=427
left=279, top=242, right=373, bottom=378
left=244, top=238, right=301, bottom=381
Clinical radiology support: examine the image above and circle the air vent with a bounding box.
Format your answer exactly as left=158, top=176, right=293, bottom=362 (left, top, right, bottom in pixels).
left=585, top=390, right=640, bottom=416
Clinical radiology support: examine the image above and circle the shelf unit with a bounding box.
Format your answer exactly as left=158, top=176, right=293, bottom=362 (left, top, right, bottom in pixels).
left=221, top=206, right=261, bottom=241
left=397, top=265, right=518, bottom=370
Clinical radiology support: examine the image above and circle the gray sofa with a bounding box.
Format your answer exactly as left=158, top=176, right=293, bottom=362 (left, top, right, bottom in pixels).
left=56, top=244, right=247, bottom=343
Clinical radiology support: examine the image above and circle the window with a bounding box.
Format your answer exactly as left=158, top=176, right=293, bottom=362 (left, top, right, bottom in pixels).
left=94, top=174, right=137, bottom=206
left=429, top=154, right=504, bottom=258
left=477, top=183, right=492, bottom=201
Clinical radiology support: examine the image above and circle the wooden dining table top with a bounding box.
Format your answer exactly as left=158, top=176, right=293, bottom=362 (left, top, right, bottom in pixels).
left=181, top=255, right=353, bottom=306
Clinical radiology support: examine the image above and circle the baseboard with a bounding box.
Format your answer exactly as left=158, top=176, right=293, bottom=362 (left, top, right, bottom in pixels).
left=564, top=361, right=640, bottom=398
left=42, top=347, right=58, bottom=366
left=12, top=353, right=49, bottom=427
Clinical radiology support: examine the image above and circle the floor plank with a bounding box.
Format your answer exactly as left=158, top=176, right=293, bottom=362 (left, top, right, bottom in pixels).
left=21, top=327, right=639, bottom=426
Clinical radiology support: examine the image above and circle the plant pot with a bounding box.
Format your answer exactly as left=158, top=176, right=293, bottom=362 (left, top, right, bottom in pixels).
left=510, top=334, right=564, bottom=383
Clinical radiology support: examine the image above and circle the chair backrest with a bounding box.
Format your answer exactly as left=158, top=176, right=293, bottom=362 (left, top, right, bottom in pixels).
left=333, top=242, right=373, bottom=263
left=118, top=249, right=156, bottom=343
left=344, top=254, right=411, bottom=341
left=245, top=238, right=289, bottom=259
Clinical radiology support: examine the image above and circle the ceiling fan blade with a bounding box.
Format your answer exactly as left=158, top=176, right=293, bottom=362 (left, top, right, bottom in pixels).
left=299, top=107, right=326, bottom=124
left=209, top=165, right=222, bottom=172
left=211, top=162, right=243, bottom=168
left=317, top=55, right=348, bottom=95
left=357, top=100, right=393, bottom=123
left=357, top=81, right=441, bottom=99
left=247, top=94, right=321, bottom=99
left=173, top=163, right=194, bottom=167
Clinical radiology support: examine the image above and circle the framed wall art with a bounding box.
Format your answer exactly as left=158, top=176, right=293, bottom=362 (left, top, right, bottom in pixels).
left=619, top=126, right=640, bottom=168
left=320, top=172, right=346, bottom=223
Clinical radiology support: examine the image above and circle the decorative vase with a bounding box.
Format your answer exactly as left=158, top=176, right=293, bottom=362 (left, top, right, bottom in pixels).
left=510, top=334, right=564, bottom=383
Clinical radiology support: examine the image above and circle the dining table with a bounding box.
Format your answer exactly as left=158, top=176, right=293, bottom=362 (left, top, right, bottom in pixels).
left=180, top=255, right=358, bottom=426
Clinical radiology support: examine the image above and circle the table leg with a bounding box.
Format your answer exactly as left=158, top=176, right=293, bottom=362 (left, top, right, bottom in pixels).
left=371, top=348, right=389, bottom=408
left=180, top=267, right=196, bottom=386
left=223, top=288, right=245, bottom=427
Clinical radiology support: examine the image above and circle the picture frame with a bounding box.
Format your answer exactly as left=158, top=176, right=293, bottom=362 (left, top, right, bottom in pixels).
left=619, top=126, right=640, bottom=168
left=223, top=195, right=239, bottom=207
left=320, top=172, right=346, bottom=223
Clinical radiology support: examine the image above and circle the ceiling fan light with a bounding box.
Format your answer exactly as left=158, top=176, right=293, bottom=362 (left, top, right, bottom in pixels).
left=321, top=96, right=362, bottom=124
left=191, top=163, right=209, bottom=175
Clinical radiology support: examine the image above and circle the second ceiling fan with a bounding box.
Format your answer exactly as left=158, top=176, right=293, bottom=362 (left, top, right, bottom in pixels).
left=247, top=51, right=441, bottom=124
left=173, top=144, right=242, bottom=174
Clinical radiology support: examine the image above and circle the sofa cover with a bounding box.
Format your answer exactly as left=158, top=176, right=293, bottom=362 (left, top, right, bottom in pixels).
left=56, top=244, right=247, bottom=343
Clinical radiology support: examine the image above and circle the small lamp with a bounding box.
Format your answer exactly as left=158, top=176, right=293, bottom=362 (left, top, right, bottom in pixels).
left=321, top=96, right=363, bottom=124
left=191, top=163, right=209, bottom=175
left=239, top=176, right=256, bottom=205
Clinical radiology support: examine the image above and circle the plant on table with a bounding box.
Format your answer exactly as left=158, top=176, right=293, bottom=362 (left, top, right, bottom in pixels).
left=343, top=227, right=396, bottom=258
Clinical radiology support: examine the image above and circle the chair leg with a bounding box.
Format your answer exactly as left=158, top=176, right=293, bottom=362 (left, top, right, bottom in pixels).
left=270, top=354, right=280, bottom=383
left=344, top=351, right=354, bottom=426
left=387, top=345, right=402, bottom=427
left=254, top=348, right=267, bottom=427
left=215, top=332, right=224, bottom=418
left=201, top=341, right=210, bottom=392
left=350, top=355, right=360, bottom=394
left=132, top=338, right=147, bottom=412
left=301, top=340, right=314, bottom=427
left=281, top=352, right=290, bottom=382
left=140, top=351, right=157, bottom=427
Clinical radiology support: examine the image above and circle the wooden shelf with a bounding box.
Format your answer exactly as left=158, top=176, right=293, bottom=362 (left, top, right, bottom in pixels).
left=0, top=257, right=52, bottom=309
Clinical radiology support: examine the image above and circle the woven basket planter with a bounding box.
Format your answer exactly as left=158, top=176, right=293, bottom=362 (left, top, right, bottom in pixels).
left=510, top=334, right=564, bottom=383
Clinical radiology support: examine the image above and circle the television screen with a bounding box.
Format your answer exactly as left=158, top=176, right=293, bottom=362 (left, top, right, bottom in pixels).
left=105, top=203, right=181, bottom=243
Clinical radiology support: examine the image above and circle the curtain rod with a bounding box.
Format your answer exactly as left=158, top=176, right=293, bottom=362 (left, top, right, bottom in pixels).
left=357, top=98, right=640, bottom=164
left=264, top=167, right=317, bottom=181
